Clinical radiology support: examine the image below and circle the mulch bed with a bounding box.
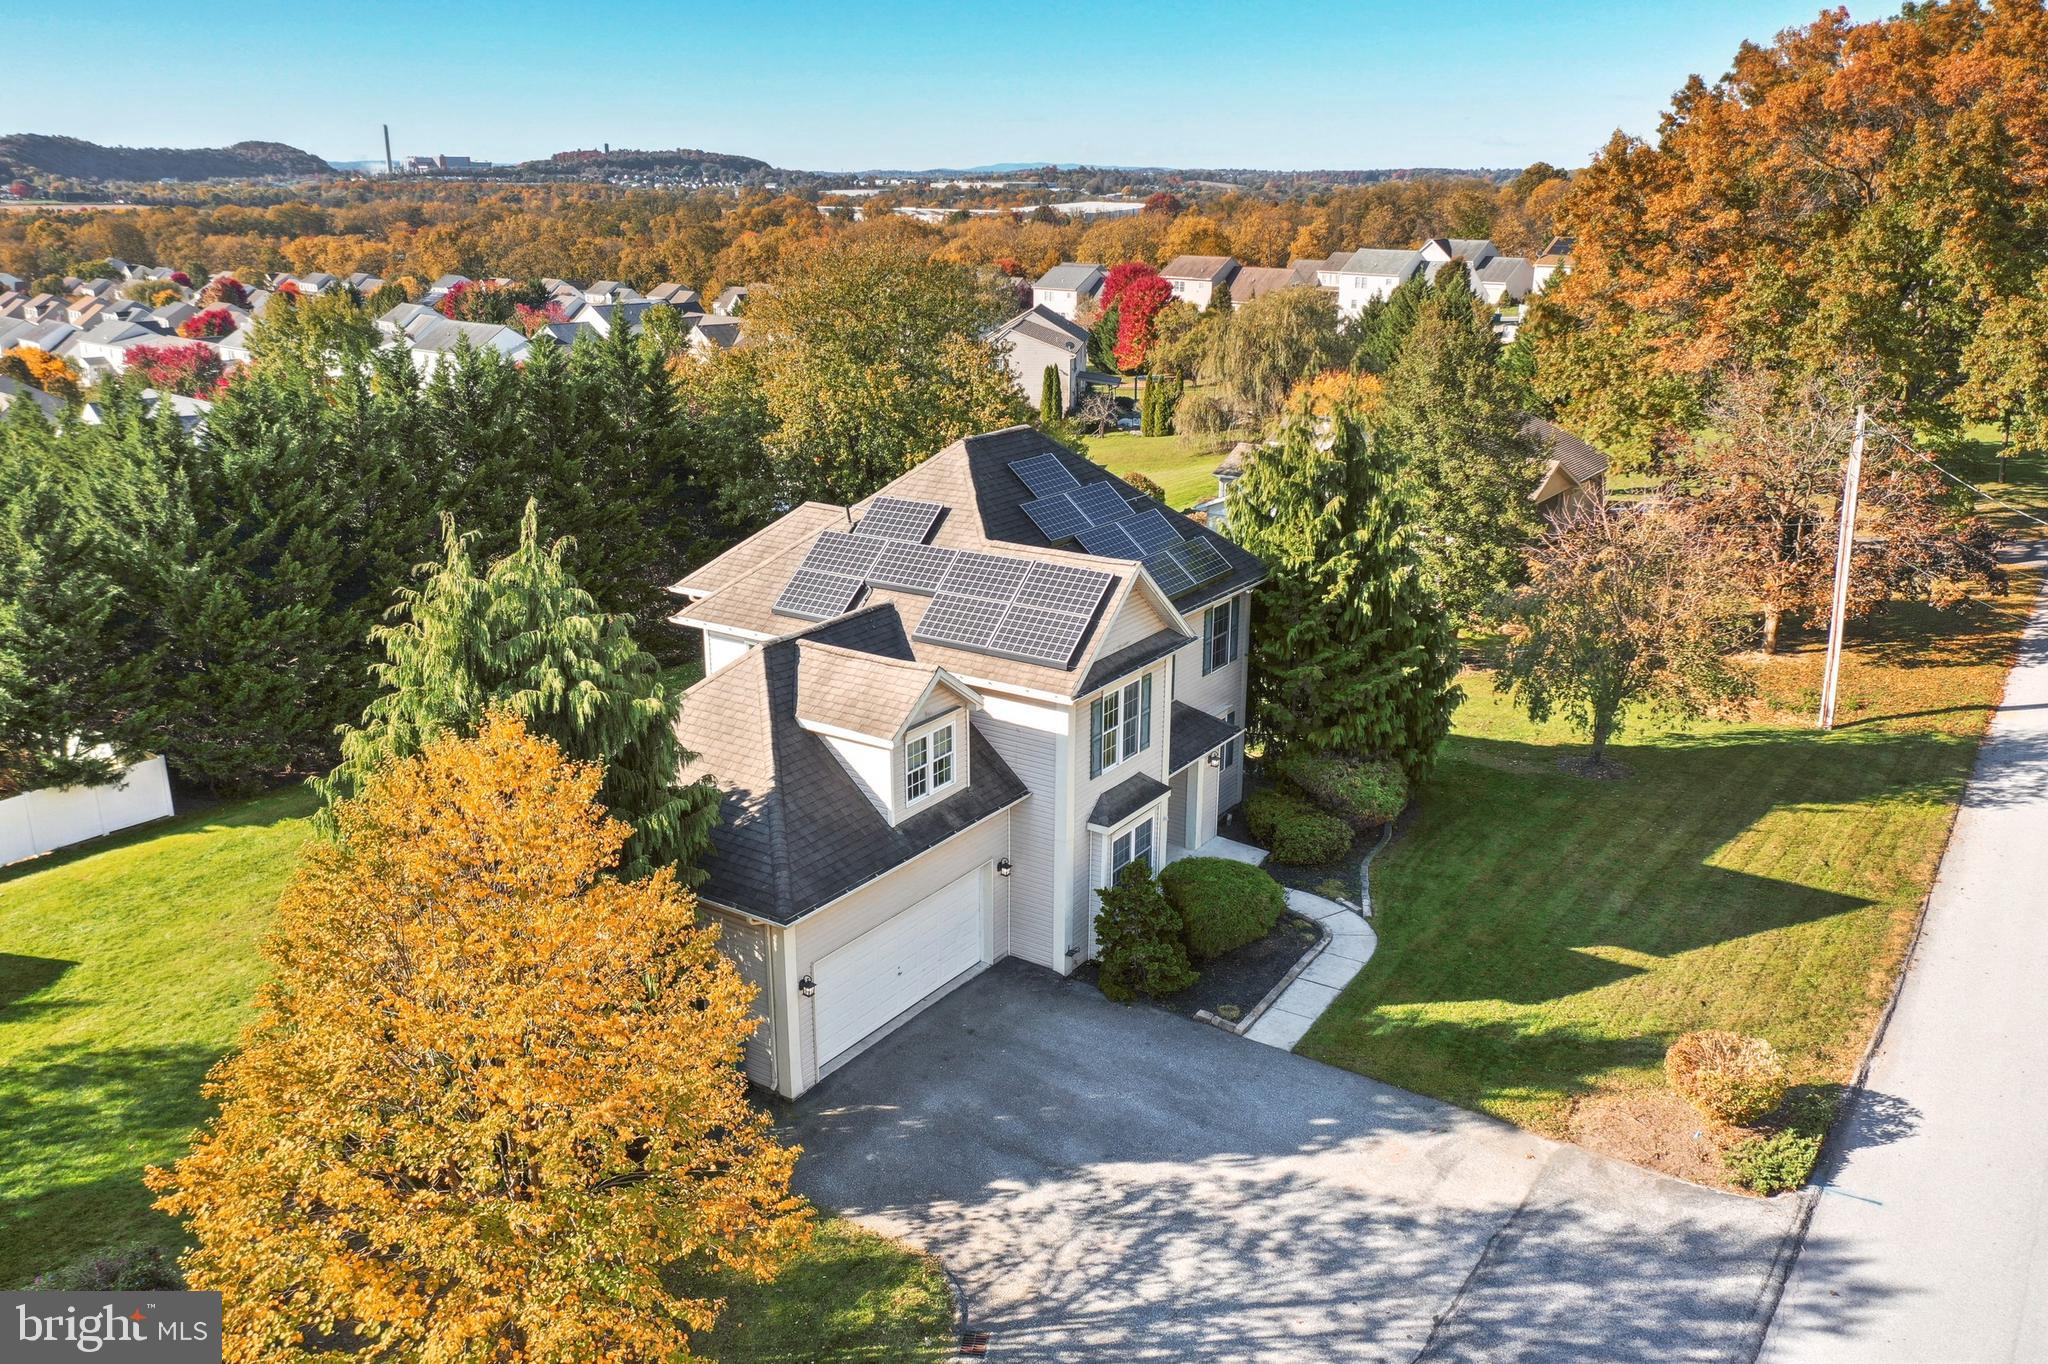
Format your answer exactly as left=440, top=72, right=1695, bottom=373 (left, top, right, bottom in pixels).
left=1079, top=911, right=1324, bottom=1025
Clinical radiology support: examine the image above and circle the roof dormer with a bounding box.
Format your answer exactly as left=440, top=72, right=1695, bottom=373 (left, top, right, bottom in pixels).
left=793, top=640, right=981, bottom=825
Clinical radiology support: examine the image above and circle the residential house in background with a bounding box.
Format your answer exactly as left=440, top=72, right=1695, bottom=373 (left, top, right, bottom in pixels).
left=1334, top=248, right=1425, bottom=317
left=376, top=302, right=530, bottom=376
left=1532, top=236, right=1575, bottom=293
left=647, top=282, right=704, bottom=311
left=686, top=313, right=746, bottom=356
left=1524, top=417, right=1610, bottom=525
left=713, top=284, right=751, bottom=315
left=666, top=427, right=1261, bottom=1097
left=1030, top=263, right=1104, bottom=321
left=990, top=305, right=1091, bottom=414
left=1473, top=255, right=1535, bottom=307
left=1161, top=256, right=1240, bottom=310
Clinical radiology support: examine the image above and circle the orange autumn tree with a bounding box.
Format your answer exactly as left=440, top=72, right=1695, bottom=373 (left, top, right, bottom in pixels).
left=148, top=712, right=810, bottom=1362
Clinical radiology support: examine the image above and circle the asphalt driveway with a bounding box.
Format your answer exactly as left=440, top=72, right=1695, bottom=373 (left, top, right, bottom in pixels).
left=782, top=961, right=1808, bottom=1362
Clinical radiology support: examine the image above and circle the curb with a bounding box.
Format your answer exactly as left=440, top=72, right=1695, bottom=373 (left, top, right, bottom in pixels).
left=1197, top=913, right=1333, bottom=1037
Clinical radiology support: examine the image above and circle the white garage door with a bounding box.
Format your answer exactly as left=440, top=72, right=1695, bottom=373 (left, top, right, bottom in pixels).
left=813, top=866, right=988, bottom=1067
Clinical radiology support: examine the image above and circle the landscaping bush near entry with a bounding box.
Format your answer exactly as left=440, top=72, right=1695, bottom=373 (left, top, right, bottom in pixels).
left=1665, top=1030, right=1789, bottom=1126
left=1274, top=753, right=1408, bottom=830
left=1245, top=787, right=1352, bottom=865
left=1094, top=861, right=1197, bottom=1002
left=1161, top=857, right=1287, bottom=960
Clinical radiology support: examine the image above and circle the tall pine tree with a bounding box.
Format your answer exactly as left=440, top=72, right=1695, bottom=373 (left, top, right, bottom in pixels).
left=1225, top=379, right=1460, bottom=778
left=319, top=502, right=718, bottom=881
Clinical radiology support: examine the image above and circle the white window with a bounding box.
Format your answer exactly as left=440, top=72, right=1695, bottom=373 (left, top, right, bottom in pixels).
left=1088, top=672, right=1154, bottom=777
left=1110, top=816, right=1155, bottom=878
left=905, top=721, right=956, bottom=805
left=1203, top=596, right=1242, bottom=675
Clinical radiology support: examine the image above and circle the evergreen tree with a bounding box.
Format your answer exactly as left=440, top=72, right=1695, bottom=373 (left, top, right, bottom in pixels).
left=319, top=502, right=718, bottom=882
left=1225, top=382, right=1460, bottom=778
left=1094, top=861, right=1196, bottom=1003
left=1041, top=363, right=1063, bottom=416
left=1379, top=292, right=1544, bottom=620
left=1345, top=272, right=1431, bottom=375
left=0, top=404, right=152, bottom=790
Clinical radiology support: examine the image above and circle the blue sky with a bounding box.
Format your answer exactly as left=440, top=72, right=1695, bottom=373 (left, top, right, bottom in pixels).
left=12, top=1, right=1845, bottom=171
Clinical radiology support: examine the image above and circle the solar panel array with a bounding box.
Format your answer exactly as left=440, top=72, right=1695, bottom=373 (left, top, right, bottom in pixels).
left=913, top=555, right=1114, bottom=669
left=854, top=496, right=944, bottom=543
left=1007, top=455, right=1236, bottom=599
left=773, top=568, right=866, bottom=622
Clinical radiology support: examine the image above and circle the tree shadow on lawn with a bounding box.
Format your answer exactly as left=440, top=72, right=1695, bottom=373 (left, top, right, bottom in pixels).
left=0, top=954, right=77, bottom=1012
left=0, top=1041, right=223, bottom=1286
left=1358, top=726, right=1979, bottom=1012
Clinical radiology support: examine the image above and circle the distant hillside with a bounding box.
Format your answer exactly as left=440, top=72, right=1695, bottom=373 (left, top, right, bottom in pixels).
left=0, top=134, right=333, bottom=183
left=526, top=147, right=772, bottom=178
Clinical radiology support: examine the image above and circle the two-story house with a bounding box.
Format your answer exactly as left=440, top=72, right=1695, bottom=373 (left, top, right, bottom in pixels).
left=989, top=304, right=1092, bottom=414
left=1030, top=262, right=1104, bottom=321
left=666, top=427, right=1262, bottom=1097
left=1334, top=248, right=1425, bottom=317
left=1161, top=255, right=1240, bottom=310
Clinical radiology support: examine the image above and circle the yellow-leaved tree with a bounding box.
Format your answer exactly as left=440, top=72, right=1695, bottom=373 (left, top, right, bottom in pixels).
left=147, top=711, right=810, bottom=1362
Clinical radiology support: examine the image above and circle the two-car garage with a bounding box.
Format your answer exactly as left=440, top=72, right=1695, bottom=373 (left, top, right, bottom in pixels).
left=812, top=865, right=992, bottom=1069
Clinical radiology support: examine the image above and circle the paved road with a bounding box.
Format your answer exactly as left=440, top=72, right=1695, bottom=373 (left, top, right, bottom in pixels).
left=1762, top=582, right=2048, bottom=1364
left=783, top=962, right=1801, bottom=1362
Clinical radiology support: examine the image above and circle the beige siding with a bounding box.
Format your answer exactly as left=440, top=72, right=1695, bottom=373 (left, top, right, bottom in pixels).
left=1069, top=661, right=1171, bottom=960
left=786, top=814, right=1011, bottom=1091
left=1174, top=593, right=1250, bottom=810
left=704, top=907, right=776, bottom=1090
left=974, top=695, right=1064, bottom=970
left=1097, top=585, right=1177, bottom=657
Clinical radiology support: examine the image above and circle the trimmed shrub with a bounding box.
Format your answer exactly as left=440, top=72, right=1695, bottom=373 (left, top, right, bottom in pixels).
left=1125, top=470, right=1166, bottom=502
left=1244, top=787, right=1352, bottom=865
left=1274, top=752, right=1408, bottom=830
left=1161, top=856, right=1286, bottom=960
left=1094, top=861, right=1197, bottom=1002
left=1665, top=1030, right=1789, bottom=1126
left=1723, top=1129, right=1822, bottom=1195
left=31, top=1244, right=183, bottom=1291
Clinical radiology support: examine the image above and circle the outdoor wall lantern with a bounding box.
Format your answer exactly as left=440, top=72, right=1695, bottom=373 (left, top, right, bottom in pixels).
left=799, top=974, right=816, bottom=998
left=997, top=858, right=1013, bottom=878
left=1206, top=750, right=1222, bottom=769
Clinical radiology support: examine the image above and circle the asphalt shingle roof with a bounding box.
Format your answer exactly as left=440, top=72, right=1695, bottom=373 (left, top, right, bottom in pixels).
left=1088, top=772, right=1169, bottom=829
left=1523, top=417, right=1611, bottom=485
left=1167, top=702, right=1242, bottom=774
left=675, top=605, right=1029, bottom=924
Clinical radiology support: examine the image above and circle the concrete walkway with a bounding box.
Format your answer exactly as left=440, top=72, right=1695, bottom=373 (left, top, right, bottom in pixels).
left=1244, top=888, right=1377, bottom=1049
left=1761, top=581, right=2048, bottom=1362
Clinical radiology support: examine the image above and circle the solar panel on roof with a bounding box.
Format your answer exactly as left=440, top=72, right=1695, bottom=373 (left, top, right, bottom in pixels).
left=1069, top=481, right=1134, bottom=526
left=1142, top=548, right=1196, bottom=597
left=1009, top=452, right=1080, bottom=497
left=1075, top=521, right=1143, bottom=559
left=854, top=496, right=944, bottom=543
left=867, top=539, right=957, bottom=594
left=798, top=530, right=885, bottom=579
left=1175, top=536, right=1231, bottom=586
left=1122, top=508, right=1185, bottom=554
left=987, top=603, right=1093, bottom=668
left=773, top=568, right=865, bottom=621
left=913, top=593, right=1006, bottom=649
left=937, top=550, right=1030, bottom=603
left=1014, top=561, right=1114, bottom=617
left=1019, top=492, right=1092, bottom=544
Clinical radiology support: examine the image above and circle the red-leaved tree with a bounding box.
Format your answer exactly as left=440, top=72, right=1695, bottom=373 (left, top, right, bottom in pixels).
left=1100, top=265, right=1173, bottom=371
left=201, top=276, right=250, bottom=308
left=125, top=342, right=225, bottom=396
left=178, top=307, right=235, bottom=339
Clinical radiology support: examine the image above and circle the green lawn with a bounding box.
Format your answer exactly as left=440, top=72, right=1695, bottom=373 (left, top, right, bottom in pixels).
left=1300, top=470, right=2044, bottom=1155
left=0, top=784, right=954, bottom=1359
left=1083, top=431, right=1234, bottom=509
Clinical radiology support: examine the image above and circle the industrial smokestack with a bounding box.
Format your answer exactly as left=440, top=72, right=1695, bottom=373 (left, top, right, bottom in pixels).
left=383, top=124, right=394, bottom=177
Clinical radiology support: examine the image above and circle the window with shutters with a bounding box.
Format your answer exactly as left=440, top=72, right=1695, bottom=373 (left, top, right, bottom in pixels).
left=1202, top=596, right=1242, bottom=675
left=1088, top=671, right=1155, bottom=777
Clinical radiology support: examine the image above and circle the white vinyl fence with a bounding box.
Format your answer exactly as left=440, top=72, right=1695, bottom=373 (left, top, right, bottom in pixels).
left=0, top=756, right=175, bottom=864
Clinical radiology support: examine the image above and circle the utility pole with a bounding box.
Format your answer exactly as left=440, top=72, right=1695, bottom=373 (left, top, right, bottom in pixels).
left=1817, top=406, right=1868, bottom=731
